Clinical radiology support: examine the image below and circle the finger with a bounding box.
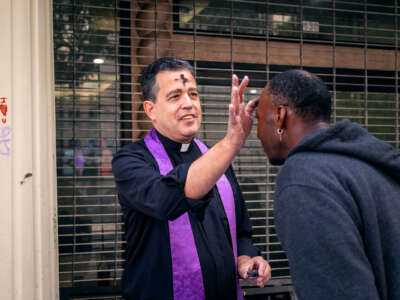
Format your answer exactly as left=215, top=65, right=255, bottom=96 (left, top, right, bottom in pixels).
left=241, top=271, right=248, bottom=280
left=232, top=74, right=239, bottom=87
left=257, top=263, right=271, bottom=287
left=238, top=76, right=249, bottom=102
left=231, top=86, right=240, bottom=115
left=256, top=259, right=267, bottom=276
left=238, top=75, right=249, bottom=95
left=247, top=277, right=258, bottom=286
left=246, top=259, right=255, bottom=271
left=245, top=98, right=259, bottom=115
left=239, top=265, right=250, bottom=279
left=257, top=277, right=266, bottom=288
left=239, top=102, right=246, bottom=124
left=229, top=104, right=237, bottom=126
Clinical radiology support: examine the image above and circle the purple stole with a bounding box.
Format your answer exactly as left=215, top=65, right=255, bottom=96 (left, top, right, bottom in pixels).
left=144, top=129, right=244, bottom=300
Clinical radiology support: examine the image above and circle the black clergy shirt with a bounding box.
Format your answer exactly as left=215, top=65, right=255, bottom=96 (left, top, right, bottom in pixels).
left=112, top=130, right=259, bottom=300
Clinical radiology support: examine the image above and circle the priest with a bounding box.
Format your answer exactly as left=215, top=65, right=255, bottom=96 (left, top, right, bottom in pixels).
left=112, top=56, right=271, bottom=300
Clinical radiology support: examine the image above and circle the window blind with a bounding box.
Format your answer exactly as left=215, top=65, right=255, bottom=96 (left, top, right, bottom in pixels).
left=54, top=0, right=400, bottom=298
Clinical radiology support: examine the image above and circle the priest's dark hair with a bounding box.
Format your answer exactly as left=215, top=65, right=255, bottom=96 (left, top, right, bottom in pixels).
left=140, top=56, right=195, bottom=102
left=268, top=69, right=332, bottom=123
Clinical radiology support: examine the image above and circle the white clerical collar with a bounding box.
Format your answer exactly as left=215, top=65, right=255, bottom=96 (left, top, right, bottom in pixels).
left=180, top=143, right=190, bottom=152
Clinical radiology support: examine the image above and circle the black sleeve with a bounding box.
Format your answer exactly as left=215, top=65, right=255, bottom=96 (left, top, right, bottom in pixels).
left=226, top=166, right=260, bottom=257
left=274, top=184, right=380, bottom=300
left=112, top=145, right=207, bottom=221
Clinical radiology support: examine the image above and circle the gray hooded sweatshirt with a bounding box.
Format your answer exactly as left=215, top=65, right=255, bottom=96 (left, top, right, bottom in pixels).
left=274, top=119, right=400, bottom=300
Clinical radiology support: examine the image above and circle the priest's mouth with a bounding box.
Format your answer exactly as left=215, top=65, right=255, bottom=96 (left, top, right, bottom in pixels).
left=180, top=114, right=196, bottom=120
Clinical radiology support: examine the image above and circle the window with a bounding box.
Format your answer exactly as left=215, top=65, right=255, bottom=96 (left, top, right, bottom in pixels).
left=175, top=0, right=399, bottom=46
left=54, top=0, right=400, bottom=298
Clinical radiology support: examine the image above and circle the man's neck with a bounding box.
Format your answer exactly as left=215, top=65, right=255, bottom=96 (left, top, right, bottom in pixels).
left=286, top=119, right=330, bottom=151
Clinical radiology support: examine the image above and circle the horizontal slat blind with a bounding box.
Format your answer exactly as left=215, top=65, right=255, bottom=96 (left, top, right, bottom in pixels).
left=54, top=0, right=400, bottom=297
left=54, top=0, right=125, bottom=290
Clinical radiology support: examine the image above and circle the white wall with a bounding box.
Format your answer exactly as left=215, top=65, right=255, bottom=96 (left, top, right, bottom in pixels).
left=0, top=0, right=59, bottom=299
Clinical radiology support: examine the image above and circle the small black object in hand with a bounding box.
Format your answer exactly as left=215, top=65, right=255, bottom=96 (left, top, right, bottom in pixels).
left=247, top=269, right=258, bottom=278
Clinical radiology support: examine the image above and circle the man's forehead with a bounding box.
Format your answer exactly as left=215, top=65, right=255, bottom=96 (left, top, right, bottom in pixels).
left=262, top=83, right=270, bottom=94
left=259, top=84, right=270, bottom=101
left=257, top=85, right=273, bottom=110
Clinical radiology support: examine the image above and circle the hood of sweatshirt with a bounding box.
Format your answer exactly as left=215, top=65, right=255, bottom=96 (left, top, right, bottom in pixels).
left=288, top=119, right=400, bottom=183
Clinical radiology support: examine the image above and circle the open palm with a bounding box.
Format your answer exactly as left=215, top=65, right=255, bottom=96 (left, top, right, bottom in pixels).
left=226, top=74, right=258, bottom=149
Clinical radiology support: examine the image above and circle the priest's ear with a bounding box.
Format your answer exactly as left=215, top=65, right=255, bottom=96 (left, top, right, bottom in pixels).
left=143, top=100, right=156, bottom=121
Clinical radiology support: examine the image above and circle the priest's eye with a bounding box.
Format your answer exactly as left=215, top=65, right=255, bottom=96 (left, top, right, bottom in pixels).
left=168, top=94, right=179, bottom=101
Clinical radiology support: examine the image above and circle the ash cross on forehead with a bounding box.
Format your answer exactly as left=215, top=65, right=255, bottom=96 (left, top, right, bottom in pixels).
left=180, top=73, right=189, bottom=85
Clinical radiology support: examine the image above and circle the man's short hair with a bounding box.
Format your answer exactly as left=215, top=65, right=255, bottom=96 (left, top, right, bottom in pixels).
left=268, top=69, right=331, bottom=123
left=140, top=56, right=195, bottom=102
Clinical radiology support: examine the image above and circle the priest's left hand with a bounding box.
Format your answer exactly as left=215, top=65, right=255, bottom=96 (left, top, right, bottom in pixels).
left=238, top=255, right=271, bottom=287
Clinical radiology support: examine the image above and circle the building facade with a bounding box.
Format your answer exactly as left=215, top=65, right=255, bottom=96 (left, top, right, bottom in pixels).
left=1, top=0, right=400, bottom=299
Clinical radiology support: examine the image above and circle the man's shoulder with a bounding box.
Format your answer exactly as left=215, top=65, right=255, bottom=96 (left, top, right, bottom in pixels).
left=280, top=151, right=331, bottom=176
left=277, top=151, right=348, bottom=192
left=283, top=149, right=354, bottom=174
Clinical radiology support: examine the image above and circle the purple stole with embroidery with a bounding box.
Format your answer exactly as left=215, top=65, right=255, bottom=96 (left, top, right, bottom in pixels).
left=144, top=128, right=244, bottom=300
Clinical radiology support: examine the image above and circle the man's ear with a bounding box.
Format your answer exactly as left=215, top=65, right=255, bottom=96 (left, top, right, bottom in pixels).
left=143, top=100, right=156, bottom=121
left=273, top=105, right=287, bottom=129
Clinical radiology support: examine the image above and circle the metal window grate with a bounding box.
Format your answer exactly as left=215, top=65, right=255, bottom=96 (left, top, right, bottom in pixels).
left=54, top=0, right=400, bottom=298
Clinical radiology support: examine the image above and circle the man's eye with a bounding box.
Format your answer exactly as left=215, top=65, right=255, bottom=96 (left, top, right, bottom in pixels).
left=169, top=95, right=179, bottom=100
left=190, top=92, right=198, bottom=98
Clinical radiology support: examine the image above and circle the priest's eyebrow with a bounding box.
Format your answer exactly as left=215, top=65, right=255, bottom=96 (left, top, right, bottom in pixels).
left=165, top=87, right=198, bottom=99
left=165, top=88, right=179, bottom=98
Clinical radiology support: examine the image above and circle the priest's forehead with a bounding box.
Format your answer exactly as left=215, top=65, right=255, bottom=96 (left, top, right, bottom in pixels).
left=154, top=69, right=198, bottom=98
left=155, top=69, right=196, bottom=89
left=181, top=73, right=189, bottom=84
left=167, top=71, right=192, bottom=86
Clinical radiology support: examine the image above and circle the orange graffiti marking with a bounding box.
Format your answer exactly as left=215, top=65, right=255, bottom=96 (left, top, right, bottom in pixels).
left=0, top=97, right=8, bottom=124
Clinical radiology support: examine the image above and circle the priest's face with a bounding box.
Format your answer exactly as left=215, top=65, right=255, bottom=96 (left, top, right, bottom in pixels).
left=144, top=69, right=202, bottom=143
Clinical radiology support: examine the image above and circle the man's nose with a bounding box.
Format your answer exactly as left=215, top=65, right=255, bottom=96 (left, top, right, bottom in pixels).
left=181, top=93, right=193, bottom=107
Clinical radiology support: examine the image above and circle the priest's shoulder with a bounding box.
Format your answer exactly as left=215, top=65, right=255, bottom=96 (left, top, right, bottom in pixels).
left=112, top=138, right=152, bottom=164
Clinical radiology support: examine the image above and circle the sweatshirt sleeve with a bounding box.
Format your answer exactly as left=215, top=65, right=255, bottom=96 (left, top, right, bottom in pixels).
left=112, top=146, right=208, bottom=221
left=274, top=184, right=380, bottom=300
